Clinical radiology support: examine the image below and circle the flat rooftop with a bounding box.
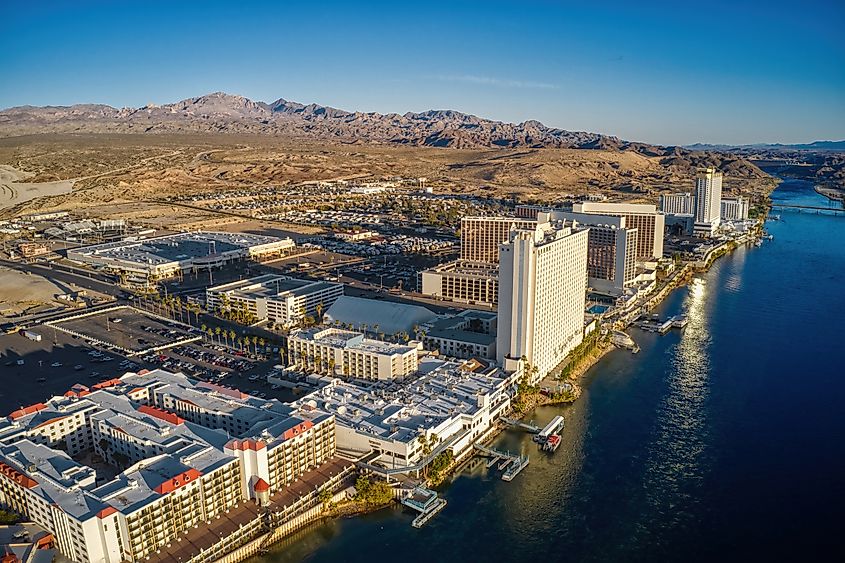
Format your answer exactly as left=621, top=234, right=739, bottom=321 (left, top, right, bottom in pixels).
left=294, top=358, right=512, bottom=445
left=209, top=275, right=340, bottom=300
left=0, top=368, right=325, bottom=520
left=71, top=231, right=293, bottom=265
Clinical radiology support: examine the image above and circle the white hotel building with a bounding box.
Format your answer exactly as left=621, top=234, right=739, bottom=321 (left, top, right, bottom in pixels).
left=497, top=220, right=589, bottom=382
left=206, top=274, right=343, bottom=327
left=292, top=357, right=519, bottom=474
left=287, top=327, right=419, bottom=381
left=694, top=168, right=723, bottom=236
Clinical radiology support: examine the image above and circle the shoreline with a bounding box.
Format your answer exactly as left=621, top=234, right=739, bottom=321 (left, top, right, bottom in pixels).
left=247, top=212, right=771, bottom=561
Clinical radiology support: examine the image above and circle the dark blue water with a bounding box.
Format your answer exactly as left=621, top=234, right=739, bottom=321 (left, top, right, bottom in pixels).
left=258, top=178, right=845, bottom=562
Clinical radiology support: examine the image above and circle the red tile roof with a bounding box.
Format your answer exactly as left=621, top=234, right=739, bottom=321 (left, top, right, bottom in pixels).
left=153, top=468, right=202, bottom=495
left=253, top=477, right=270, bottom=492
left=137, top=405, right=185, bottom=425
left=92, top=378, right=122, bottom=390
left=8, top=403, right=47, bottom=420
left=0, top=462, right=38, bottom=489
left=282, top=420, right=314, bottom=440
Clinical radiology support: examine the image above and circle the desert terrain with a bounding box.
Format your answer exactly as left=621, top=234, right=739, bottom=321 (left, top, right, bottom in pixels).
left=0, top=133, right=776, bottom=228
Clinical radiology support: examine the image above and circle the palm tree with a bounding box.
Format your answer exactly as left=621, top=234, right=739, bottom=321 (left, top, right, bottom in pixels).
left=228, top=330, right=236, bottom=349
left=215, top=327, right=222, bottom=345
left=315, top=302, right=325, bottom=323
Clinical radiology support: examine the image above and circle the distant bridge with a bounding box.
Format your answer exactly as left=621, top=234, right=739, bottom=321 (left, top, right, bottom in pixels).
left=770, top=204, right=845, bottom=216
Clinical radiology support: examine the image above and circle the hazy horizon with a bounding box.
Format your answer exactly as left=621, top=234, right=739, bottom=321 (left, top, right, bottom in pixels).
left=1, top=0, right=843, bottom=146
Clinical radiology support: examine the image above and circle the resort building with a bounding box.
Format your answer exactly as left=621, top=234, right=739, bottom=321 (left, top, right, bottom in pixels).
left=693, top=168, right=723, bottom=236
left=292, top=357, right=519, bottom=475
left=497, top=221, right=589, bottom=382
left=721, top=196, right=749, bottom=221
left=460, top=216, right=537, bottom=263
left=659, top=193, right=695, bottom=215
left=419, top=260, right=499, bottom=306
left=418, top=310, right=498, bottom=360
left=0, top=370, right=339, bottom=563
left=67, top=231, right=295, bottom=288
left=206, top=274, right=343, bottom=327
left=287, top=327, right=419, bottom=381
left=572, top=202, right=664, bottom=260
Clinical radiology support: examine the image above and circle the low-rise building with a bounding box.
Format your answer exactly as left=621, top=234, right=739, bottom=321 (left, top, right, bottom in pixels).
left=287, top=327, right=419, bottom=381
left=67, top=231, right=295, bottom=288
left=292, top=357, right=519, bottom=474
left=419, top=260, right=499, bottom=306
left=206, top=274, right=343, bottom=327
left=418, top=310, right=498, bottom=360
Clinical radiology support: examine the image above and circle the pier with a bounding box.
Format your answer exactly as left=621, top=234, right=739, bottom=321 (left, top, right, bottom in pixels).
left=400, top=486, right=448, bottom=528
left=500, top=416, right=541, bottom=434
left=473, top=443, right=530, bottom=481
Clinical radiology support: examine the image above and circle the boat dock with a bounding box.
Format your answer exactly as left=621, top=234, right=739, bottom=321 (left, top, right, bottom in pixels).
left=400, top=486, right=448, bottom=528
left=500, top=416, right=541, bottom=434
left=473, top=443, right=530, bottom=481
left=633, top=314, right=688, bottom=333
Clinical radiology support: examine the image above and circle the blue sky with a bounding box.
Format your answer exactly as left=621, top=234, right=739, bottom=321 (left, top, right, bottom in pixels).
left=1, top=0, right=843, bottom=145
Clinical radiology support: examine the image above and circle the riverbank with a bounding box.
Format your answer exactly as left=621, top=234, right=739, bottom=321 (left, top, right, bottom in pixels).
left=815, top=185, right=845, bottom=203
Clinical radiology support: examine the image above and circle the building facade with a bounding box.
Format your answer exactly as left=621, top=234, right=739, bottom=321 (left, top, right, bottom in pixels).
left=206, top=275, right=343, bottom=327
left=694, top=168, right=723, bottom=236
left=287, top=327, right=419, bottom=381
left=658, top=193, right=695, bottom=215
left=460, top=216, right=537, bottom=263
left=496, top=222, right=589, bottom=382
left=419, top=261, right=499, bottom=306
left=721, top=196, right=749, bottom=221
left=572, top=202, right=664, bottom=260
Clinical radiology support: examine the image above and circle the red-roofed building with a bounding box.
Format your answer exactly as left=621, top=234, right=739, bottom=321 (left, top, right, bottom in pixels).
left=136, top=405, right=184, bottom=425
left=153, top=468, right=202, bottom=495
left=8, top=403, right=47, bottom=421
left=282, top=421, right=314, bottom=440
left=91, top=378, right=122, bottom=390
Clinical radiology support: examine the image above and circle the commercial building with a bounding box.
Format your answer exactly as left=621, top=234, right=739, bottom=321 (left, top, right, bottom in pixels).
left=460, top=216, right=537, bottom=263
left=658, top=193, right=695, bottom=215
left=292, top=357, right=518, bottom=474
left=573, top=202, right=664, bottom=260
left=419, top=260, right=499, bottom=306
left=287, top=327, right=419, bottom=381
left=418, top=310, right=498, bottom=360
left=538, top=211, right=638, bottom=296
left=67, top=232, right=295, bottom=288
left=694, top=168, right=723, bottom=236
left=206, top=274, right=343, bottom=327
left=0, top=370, right=336, bottom=563
left=721, top=196, right=749, bottom=221
left=497, top=221, right=589, bottom=382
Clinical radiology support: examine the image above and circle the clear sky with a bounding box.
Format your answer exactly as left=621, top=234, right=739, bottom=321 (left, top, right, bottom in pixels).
left=1, top=0, right=843, bottom=145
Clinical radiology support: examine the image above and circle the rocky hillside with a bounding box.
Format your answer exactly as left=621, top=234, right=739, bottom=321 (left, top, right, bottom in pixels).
left=0, top=93, right=693, bottom=153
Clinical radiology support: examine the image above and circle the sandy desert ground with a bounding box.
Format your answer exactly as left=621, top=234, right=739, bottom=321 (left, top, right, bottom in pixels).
left=0, top=134, right=776, bottom=226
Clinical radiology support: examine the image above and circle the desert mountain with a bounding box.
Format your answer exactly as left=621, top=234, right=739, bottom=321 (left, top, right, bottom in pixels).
left=0, top=92, right=673, bottom=153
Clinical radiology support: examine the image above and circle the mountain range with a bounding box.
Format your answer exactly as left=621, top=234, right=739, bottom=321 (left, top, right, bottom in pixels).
left=0, top=92, right=683, bottom=154
left=685, top=140, right=845, bottom=152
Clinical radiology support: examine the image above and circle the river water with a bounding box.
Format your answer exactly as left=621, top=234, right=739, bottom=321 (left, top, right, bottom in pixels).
left=257, top=177, right=845, bottom=562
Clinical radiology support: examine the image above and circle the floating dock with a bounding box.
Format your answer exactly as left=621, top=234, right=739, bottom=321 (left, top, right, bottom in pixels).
left=473, top=443, right=530, bottom=481
left=401, top=486, right=448, bottom=528
left=500, top=416, right=541, bottom=434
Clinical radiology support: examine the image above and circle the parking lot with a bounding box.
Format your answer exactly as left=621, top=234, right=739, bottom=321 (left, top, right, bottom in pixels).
left=48, top=306, right=200, bottom=354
